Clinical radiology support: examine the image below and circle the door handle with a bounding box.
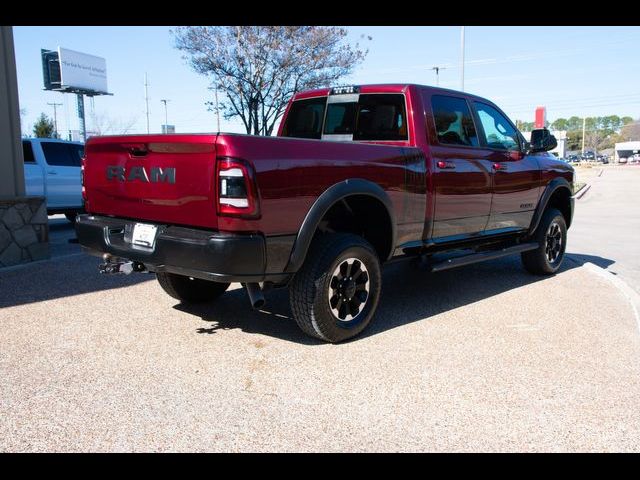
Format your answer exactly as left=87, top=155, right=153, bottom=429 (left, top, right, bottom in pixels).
left=492, top=163, right=507, bottom=171
left=47, top=170, right=58, bottom=175
left=437, top=160, right=456, bottom=169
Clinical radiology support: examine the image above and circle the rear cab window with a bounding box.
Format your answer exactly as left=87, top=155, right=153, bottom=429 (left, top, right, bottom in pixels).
left=281, top=97, right=326, bottom=139
left=282, top=91, right=408, bottom=142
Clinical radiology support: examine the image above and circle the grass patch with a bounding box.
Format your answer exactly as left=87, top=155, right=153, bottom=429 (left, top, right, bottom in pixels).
left=573, top=181, right=586, bottom=195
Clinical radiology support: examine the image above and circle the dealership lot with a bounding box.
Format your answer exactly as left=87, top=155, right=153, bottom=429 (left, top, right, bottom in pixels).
left=2, top=167, right=640, bottom=452
left=1, top=253, right=639, bottom=450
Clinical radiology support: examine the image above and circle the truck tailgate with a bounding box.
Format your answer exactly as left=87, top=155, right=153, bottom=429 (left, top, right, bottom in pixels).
left=83, top=134, right=219, bottom=229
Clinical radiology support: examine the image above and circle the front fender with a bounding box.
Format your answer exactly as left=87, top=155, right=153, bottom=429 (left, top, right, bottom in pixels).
left=528, top=177, right=573, bottom=235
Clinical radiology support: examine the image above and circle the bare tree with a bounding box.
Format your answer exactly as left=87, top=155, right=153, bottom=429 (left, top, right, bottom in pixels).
left=620, top=120, right=640, bottom=142
left=173, top=26, right=369, bottom=136
left=89, top=111, right=139, bottom=136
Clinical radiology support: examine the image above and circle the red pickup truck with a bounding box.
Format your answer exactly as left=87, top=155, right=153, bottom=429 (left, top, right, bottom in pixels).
left=77, top=84, right=575, bottom=342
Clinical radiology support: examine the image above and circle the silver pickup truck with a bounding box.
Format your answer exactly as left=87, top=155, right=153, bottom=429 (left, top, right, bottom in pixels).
left=22, top=138, right=84, bottom=222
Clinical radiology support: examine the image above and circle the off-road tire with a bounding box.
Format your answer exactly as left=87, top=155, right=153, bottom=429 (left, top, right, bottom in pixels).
left=156, top=272, right=229, bottom=303
left=521, top=207, right=567, bottom=275
left=289, top=233, right=382, bottom=343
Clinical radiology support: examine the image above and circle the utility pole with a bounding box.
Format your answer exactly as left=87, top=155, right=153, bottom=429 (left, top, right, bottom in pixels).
left=47, top=102, right=62, bottom=138
left=214, top=85, right=221, bottom=132
left=460, top=26, right=466, bottom=92
left=144, top=73, right=150, bottom=134
left=431, top=66, right=446, bottom=87
left=581, top=116, right=586, bottom=156
left=160, top=99, right=170, bottom=132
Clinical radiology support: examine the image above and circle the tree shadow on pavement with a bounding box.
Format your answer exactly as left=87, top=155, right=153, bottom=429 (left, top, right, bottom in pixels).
left=175, top=252, right=615, bottom=345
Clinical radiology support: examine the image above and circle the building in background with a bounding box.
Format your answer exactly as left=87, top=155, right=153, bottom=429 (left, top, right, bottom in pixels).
left=614, top=141, right=640, bottom=162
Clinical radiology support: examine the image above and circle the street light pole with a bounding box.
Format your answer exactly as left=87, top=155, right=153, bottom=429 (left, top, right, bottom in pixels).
left=160, top=99, right=170, bottom=131
left=47, top=102, right=62, bottom=138
left=582, top=116, right=586, bottom=156
left=144, top=73, right=150, bottom=134
left=460, top=26, right=466, bottom=92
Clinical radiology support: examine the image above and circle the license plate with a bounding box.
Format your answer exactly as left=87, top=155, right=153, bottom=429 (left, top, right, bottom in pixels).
left=132, top=223, right=158, bottom=248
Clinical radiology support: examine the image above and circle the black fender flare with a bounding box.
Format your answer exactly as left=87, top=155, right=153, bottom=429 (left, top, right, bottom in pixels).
left=284, top=179, right=397, bottom=273
left=528, top=177, right=573, bottom=235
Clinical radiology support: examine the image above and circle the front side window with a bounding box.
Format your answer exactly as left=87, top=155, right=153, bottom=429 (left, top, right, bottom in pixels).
left=431, top=95, right=479, bottom=147
left=474, top=102, right=519, bottom=150
left=281, top=97, right=326, bottom=139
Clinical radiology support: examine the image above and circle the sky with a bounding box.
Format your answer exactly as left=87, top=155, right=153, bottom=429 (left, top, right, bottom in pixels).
left=13, top=26, right=640, bottom=138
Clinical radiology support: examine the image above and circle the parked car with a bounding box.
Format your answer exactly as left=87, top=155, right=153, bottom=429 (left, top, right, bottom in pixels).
left=629, top=154, right=640, bottom=165
left=23, top=138, right=85, bottom=222
left=581, top=151, right=596, bottom=162
left=567, top=154, right=581, bottom=164
left=76, top=83, right=574, bottom=343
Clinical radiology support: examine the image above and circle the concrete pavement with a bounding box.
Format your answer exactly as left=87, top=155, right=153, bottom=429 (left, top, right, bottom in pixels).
left=567, top=166, right=640, bottom=295
left=1, top=248, right=639, bottom=451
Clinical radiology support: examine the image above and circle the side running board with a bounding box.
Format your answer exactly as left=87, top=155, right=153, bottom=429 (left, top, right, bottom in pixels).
left=429, top=242, right=539, bottom=273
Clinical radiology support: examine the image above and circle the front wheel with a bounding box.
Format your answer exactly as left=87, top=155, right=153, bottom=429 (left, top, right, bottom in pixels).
left=156, top=272, right=229, bottom=303
left=521, top=207, right=567, bottom=275
left=289, top=233, right=382, bottom=343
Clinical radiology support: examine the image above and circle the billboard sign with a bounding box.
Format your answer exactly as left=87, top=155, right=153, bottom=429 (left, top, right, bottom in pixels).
left=58, top=47, right=108, bottom=94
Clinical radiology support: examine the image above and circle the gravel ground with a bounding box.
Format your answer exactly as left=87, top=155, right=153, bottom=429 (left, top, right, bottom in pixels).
left=1, top=250, right=639, bottom=452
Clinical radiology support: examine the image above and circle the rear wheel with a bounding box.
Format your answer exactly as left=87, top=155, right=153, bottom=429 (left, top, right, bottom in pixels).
left=521, top=207, right=567, bottom=275
left=65, top=212, right=77, bottom=223
left=156, top=272, right=229, bottom=303
left=289, top=233, right=382, bottom=343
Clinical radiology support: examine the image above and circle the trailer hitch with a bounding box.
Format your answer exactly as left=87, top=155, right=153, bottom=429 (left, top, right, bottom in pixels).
left=99, top=254, right=145, bottom=275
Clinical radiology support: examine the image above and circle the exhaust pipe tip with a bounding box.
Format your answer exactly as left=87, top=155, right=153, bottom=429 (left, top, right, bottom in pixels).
left=244, top=283, right=265, bottom=310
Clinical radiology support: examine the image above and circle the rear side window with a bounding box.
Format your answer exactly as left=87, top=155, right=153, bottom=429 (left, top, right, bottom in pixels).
left=354, top=94, right=407, bottom=141
left=281, top=97, right=326, bottom=139
left=22, top=141, right=35, bottom=163
left=431, top=95, right=479, bottom=147
left=474, top=102, right=519, bottom=150
left=41, top=142, right=84, bottom=167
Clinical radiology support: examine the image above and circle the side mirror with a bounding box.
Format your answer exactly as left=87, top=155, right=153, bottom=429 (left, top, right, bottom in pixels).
left=529, top=128, right=557, bottom=153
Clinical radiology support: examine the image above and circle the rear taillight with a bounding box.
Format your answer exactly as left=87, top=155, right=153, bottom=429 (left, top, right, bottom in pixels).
left=81, top=157, right=87, bottom=202
left=217, top=157, right=260, bottom=218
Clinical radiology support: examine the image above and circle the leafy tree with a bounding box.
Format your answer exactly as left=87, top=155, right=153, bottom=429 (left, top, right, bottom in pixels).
left=173, top=26, right=369, bottom=136
left=33, top=113, right=55, bottom=138
left=551, top=118, right=568, bottom=131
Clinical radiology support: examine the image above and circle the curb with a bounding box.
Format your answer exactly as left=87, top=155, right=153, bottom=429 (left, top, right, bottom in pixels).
left=573, top=183, right=591, bottom=199
left=582, top=262, right=640, bottom=333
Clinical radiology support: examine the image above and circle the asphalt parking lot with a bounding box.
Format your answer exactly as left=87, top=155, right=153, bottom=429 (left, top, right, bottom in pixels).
left=1, top=172, right=640, bottom=452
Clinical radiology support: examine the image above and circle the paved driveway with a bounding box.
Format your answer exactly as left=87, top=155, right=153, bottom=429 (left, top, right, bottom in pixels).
left=1, top=244, right=639, bottom=451
left=568, top=166, right=640, bottom=295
